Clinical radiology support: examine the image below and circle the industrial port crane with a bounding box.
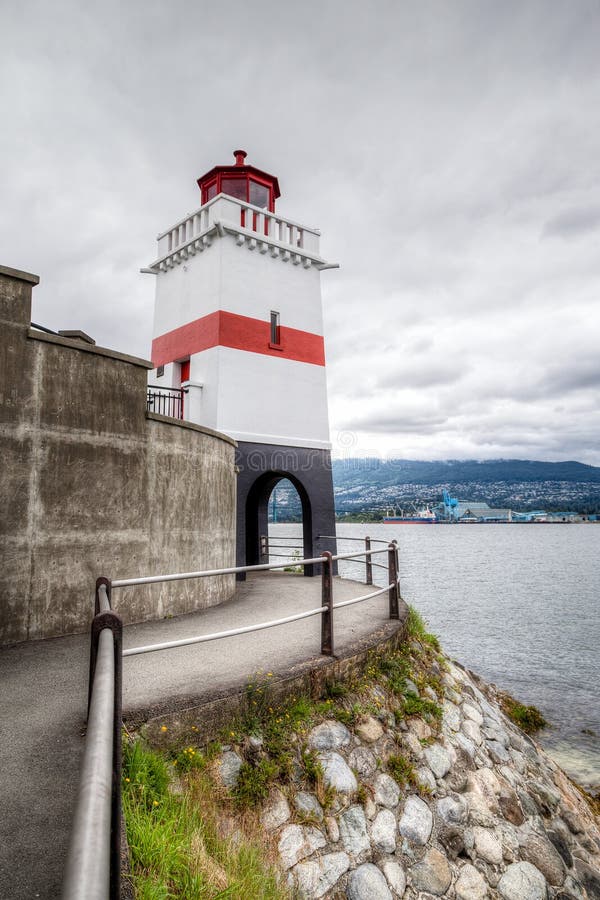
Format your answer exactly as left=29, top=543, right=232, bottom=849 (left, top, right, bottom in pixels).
left=442, top=489, right=459, bottom=521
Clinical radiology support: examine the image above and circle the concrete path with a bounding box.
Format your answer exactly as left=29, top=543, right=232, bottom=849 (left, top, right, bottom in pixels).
left=0, top=572, right=391, bottom=899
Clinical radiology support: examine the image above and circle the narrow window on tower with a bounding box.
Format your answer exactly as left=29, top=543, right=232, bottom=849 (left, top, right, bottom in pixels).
left=270, top=310, right=281, bottom=348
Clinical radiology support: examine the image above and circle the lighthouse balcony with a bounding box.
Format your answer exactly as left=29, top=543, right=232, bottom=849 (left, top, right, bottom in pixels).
left=149, top=195, right=327, bottom=273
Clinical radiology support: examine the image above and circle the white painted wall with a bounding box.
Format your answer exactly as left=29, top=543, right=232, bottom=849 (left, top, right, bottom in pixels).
left=151, top=239, right=325, bottom=339
left=215, top=347, right=330, bottom=447
left=149, top=200, right=333, bottom=449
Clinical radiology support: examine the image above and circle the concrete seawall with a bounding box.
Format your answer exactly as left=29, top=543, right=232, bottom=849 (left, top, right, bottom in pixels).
left=0, top=265, right=237, bottom=643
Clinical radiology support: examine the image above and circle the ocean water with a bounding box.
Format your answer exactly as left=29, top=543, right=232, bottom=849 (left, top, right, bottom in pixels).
left=269, top=522, right=600, bottom=790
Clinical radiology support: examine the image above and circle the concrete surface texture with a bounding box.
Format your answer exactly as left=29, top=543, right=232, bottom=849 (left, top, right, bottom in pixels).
left=0, top=265, right=237, bottom=644
left=0, top=572, right=394, bottom=899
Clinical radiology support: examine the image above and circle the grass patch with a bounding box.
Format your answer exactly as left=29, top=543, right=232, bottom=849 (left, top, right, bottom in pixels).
left=233, top=759, right=278, bottom=808
left=387, top=753, right=417, bottom=788
left=171, top=746, right=207, bottom=774
left=123, top=738, right=288, bottom=899
left=406, top=605, right=441, bottom=651
left=402, top=693, right=443, bottom=722
left=500, top=694, right=547, bottom=734
left=300, top=748, right=334, bottom=808
left=324, top=680, right=350, bottom=699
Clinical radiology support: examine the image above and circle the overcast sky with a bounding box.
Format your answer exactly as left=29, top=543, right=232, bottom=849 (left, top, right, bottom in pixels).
left=2, top=0, right=600, bottom=464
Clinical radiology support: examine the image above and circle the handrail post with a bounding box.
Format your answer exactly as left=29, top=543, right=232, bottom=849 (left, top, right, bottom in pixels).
left=388, top=543, right=399, bottom=620
left=89, top=577, right=112, bottom=715
left=110, top=613, right=123, bottom=900
left=260, top=534, right=269, bottom=561
left=95, top=576, right=112, bottom=617
left=365, top=536, right=373, bottom=585
left=393, top=539, right=401, bottom=599
left=89, top=614, right=122, bottom=900
left=87, top=578, right=122, bottom=899
left=320, top=551, right=334, bottom=655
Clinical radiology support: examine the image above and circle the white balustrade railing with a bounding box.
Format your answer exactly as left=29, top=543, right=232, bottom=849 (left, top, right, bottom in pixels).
left=153, top=195, right=322, bottom=269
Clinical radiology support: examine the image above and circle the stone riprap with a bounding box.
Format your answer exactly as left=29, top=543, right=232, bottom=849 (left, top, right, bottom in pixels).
left=217, top=650, right=600, bottom=898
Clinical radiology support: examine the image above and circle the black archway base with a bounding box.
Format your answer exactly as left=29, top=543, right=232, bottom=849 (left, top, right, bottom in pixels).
left=235, top=442, right=337, bottom=579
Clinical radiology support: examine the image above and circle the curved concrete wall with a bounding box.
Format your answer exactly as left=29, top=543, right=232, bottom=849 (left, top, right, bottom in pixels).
left=0, top=265, right=237, bottom=643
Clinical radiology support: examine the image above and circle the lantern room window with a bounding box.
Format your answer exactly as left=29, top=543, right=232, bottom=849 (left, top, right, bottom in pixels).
left=249, top=181, right=270, bottom=209
left=208, top=175, right=272, bottom=208
left=221, top=177, right=247, bottom=202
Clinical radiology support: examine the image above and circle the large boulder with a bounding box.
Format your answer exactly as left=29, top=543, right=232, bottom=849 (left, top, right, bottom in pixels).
left=497, top=861, right=547, bottom=900
left=339, top=805, right=370, bottom=857
left=318, top=751, right=357, bottom=793
left=278, top=824, right=326, bottom=869
left=347, top=864, right=392, bottom=900
left=398, top=795, right=433, bottom=846
left=308, top=720, right=351, bottom=751
left=410, top=847, right=452, bottom=895
left=292, top=851, right=349, bottom=898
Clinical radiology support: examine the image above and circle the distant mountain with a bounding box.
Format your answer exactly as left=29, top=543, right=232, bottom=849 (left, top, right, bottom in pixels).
left=332, top=458, right=600, bottom=487
left=268, top=459, right=600, bottom=521
left=331, top=458, right=600, bottom=516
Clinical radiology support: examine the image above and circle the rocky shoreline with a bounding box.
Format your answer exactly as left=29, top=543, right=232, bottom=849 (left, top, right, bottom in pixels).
left=216, top=649, right=600, bottom=898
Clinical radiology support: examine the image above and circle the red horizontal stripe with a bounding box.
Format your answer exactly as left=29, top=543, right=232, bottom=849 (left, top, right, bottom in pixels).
left=152, top=311, right=325, bottom=368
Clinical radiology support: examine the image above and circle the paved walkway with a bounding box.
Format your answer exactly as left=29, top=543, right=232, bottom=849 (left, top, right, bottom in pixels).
left=0, top=572, right=392, bottom=899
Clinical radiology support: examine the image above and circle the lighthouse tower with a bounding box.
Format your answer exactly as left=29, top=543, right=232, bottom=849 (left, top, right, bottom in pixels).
left=146, top=150, right=337, bottom=571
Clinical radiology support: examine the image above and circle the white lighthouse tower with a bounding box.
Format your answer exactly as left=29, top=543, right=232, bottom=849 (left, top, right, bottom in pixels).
left=146, top=150, right=337, bottom=571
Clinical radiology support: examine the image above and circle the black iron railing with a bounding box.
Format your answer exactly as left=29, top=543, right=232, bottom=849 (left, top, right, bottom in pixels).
left=146, top=385, right=185, bottom=419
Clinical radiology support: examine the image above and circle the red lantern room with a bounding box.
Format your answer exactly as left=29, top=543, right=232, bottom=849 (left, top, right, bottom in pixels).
left=197, top=149, right=281, bottom=212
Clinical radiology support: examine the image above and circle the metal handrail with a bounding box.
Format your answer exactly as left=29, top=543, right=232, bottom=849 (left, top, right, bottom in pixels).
left=62, top=629, right=114, bottom=899
left=332, top=582, right=393, bottom=610
left=124, top=604, right=328, bottom=657
left=111, top=549, right=388, bottom=589
left=318, top=534, right=391, bottom=544
left=63, top=582, right=122, bottom=900
left=120, top=545, right=397, bottom=661
left=265, top=543, right=304, bottom=549
left=267, top=538, right=304, bottom=550
left=330, top=548, right=386, bottom=563
left=66, top=538, right=401, bottom=897
left=265, top=552, right=305, bottom=559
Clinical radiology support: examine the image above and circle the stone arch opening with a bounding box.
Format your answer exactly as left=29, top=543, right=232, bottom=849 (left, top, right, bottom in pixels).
left=245, top=470, right=314, bottom=575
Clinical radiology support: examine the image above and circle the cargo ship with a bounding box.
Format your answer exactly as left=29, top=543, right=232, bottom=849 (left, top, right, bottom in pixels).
left=383, top=507, right=437, bottom=524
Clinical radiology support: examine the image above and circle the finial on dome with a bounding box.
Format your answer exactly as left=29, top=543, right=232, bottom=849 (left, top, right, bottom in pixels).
left=234, top=149, right=247, bottom=166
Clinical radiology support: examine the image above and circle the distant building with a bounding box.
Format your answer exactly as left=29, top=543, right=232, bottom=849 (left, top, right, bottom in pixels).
left=434, top=500, right=513, bottom=522
left=512, top=510, right=548, bottom=523
left=546, top=511, right=586, bottom=523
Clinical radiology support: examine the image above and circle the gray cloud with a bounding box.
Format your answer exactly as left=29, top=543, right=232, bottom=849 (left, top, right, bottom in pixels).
left=543, top=206, right=600, bottom=239
left=349, top=410, right=449, bottom=435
